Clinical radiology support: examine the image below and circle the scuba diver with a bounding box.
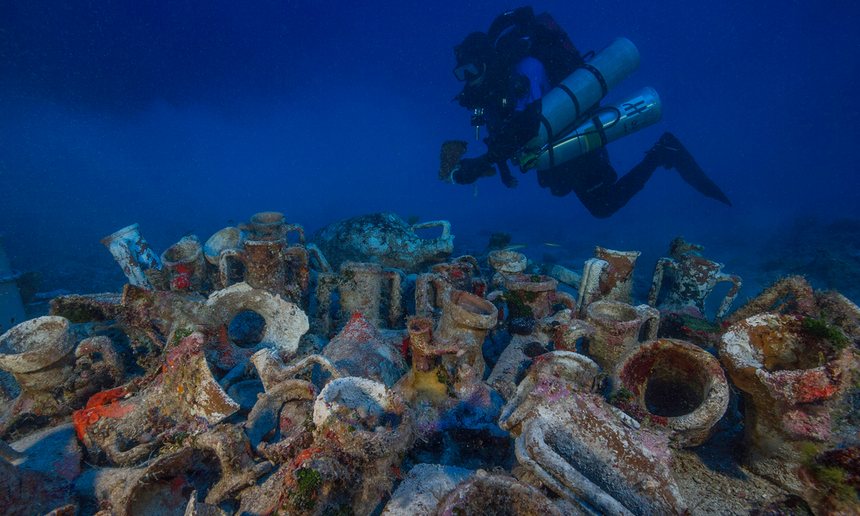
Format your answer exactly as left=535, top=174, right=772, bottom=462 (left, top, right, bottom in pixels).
left=442, top=7, right=731, bottom=218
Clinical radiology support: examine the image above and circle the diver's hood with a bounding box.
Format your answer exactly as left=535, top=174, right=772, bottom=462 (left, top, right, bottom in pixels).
left=453, top=32, right=507, bottom=110
left=454, top=32, right=496, bottom=73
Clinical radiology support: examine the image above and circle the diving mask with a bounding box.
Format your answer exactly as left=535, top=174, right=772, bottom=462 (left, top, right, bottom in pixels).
left=453, top=62, right=486, bottom=84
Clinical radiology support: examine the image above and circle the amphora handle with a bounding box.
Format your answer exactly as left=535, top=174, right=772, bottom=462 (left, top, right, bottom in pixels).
left=218, top=249, right=245, bottom=288
left=714, top=272, right=742, bottom=319
left=411, top=220, right=451, bottom=240
left=647, top=257, right=677, bottom=308
left=383, top=268, right=404, bottom=328
left=283, top=223, right=306, bottom=245
left=634, top=304, right=661, bottom=341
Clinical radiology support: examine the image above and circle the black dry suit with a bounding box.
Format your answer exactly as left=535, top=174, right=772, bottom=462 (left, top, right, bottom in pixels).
left=453, top=7, right=731, bottom=217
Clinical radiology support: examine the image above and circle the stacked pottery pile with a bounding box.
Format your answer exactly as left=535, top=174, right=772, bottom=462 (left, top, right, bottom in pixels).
left=102, top=212, right=313, bottom=306
left=7, top=213, right=860, bottom=515
left=415, top=255, right=486, bottom=318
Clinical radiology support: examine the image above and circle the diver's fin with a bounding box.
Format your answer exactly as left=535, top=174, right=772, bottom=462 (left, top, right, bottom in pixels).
left=654, top=132, right=732, bottom=206
left=676, top=155, right=732, bottom=206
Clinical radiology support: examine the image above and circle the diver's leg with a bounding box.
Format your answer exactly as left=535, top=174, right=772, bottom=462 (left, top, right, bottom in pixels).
left=575, top=131, right=736, bottom=217
left=572, top=148, right=661, bottom=218
left=537, top=149, right=616, bottom=197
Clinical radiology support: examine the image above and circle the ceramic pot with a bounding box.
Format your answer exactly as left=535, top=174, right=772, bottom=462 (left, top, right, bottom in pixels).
left=415, top=256, right=485, bottom=317
left=648, top=254, right=741, bottom=319
left=435, top=290, right=497, bottom=380
left=498, top=273, right=577, bottom=321
left=316, top=261, right=402, bottom=335
left=244, top=211, right=305, bottom=243
left=435, top=472, right=563, bottom=515
left=312, top=376, right=412, bottom=462
left=220, top=239, right=309, bottom=302
left=719, top=313, right=856, bottom=491
left=312, top=213, right=453, bottom=273
left=161, top=235, right=206, bottom=292
left=487, top=249, right=528, bottom=288
left=0, top=316, right=75, bottom=398
left=578, top=247, right=641, bottom=312
left=617, top=338, right=729, bottom=447
left=203, top=227, right=241, bottom=266
left=101, top=223, right=162, bottom=289
left=584, top=300, right=659, bottom=375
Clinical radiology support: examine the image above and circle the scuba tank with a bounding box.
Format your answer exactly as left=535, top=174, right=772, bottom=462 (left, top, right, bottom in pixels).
left=535, top=37, right=640, bottom=144
left=526, top=87, right=662, bottom=171
left=517, top=37, right=642, bottom=169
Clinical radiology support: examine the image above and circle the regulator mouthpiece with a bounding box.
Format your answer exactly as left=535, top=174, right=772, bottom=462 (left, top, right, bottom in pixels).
left=471, top=108, right=485, bottom=140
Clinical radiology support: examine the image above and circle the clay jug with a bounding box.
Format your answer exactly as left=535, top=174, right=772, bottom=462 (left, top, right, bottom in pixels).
left=101, top=224, right=162, bottom=289
left=577, top=246, right=640, bottom=313
left=584, top=300, right=659, bottom=374
left=648, top=253, right=741, bottom=319
left=315, top=261, right=402, bottom=335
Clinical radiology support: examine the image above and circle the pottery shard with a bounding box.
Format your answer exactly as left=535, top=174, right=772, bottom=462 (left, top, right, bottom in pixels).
left=162, top=333, right=240, bottom=423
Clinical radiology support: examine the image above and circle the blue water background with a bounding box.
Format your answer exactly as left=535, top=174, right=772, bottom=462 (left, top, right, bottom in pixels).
left=1, top=1, right=858, bottom=305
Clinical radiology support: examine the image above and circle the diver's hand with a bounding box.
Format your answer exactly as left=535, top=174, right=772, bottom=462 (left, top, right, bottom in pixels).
left=497, top=160, right=518, bottom=188
left=450, top=155, right=496, bottom=185
left=500, top=173, right=518, bottom=188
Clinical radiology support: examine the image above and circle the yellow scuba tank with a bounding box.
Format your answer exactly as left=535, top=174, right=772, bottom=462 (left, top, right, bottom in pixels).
left=526, top=87, right=663, bottom=171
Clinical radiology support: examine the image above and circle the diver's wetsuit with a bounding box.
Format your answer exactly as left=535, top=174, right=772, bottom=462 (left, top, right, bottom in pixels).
left=506, top=57, right=664, bottom=218
left=451, top=10, right=731, bottom=213
left=537, top=147, right=663, bottom=218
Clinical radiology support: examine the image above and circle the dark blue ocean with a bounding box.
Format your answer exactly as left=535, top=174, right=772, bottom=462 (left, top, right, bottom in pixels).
left=2, top=1, right=859, bottom=306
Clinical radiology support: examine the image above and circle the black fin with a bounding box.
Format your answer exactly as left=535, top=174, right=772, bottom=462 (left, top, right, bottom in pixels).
left=676, top=152, right=732, bottom=206
left=659, top=133, right=732, bottom=206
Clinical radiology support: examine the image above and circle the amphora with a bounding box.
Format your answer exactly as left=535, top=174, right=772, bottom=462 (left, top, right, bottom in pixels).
left=648, top=239, right=741, bottom=319
left=316, top=261, right=402, bottom=335
left=578, top=246, right=641, bottom=312
left=584, top=300, right=659, bottom=375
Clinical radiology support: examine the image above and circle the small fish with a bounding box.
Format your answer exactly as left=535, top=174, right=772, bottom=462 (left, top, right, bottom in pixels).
left=543, top=242, right=563, bottom=248
left=504, top=244, right=528, bottom=251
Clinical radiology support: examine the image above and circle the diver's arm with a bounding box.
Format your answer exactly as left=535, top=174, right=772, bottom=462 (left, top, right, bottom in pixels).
left=485, top=100, right=542, bottom=164
left=450, top=155, right=496, bottom=185
left=485, top=57, right=548, bottom=165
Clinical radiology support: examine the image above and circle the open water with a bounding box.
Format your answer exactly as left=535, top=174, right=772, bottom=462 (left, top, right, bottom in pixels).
left=1, top=1, right=859, bottom=306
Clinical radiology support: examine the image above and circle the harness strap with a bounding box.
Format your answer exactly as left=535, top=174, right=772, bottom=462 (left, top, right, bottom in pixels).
left=557, top=83, right=581, bottom=121
left=580, top=63, right=608, bottom=97
left=591, top=115, right=609, bottom=147
left=539, top=114, right=555, bottom=168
